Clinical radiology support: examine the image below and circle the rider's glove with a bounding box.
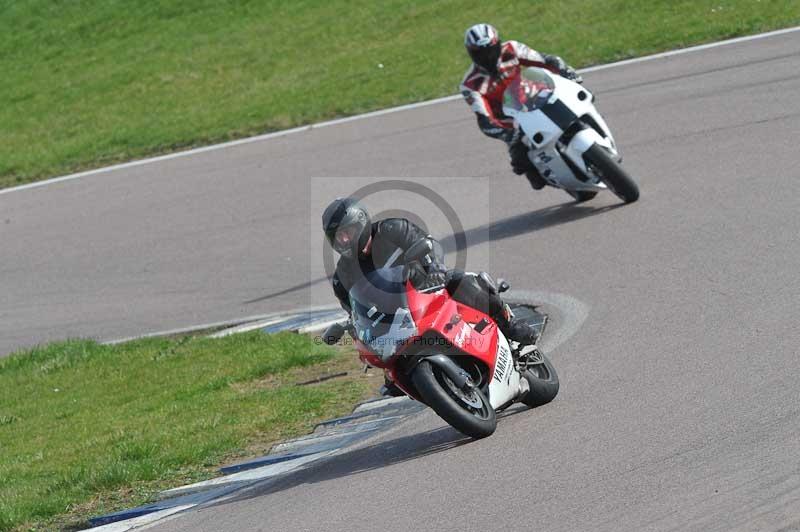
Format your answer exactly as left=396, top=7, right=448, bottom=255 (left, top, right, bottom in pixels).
left=562, top=65, right=583, bottom=84
left=408, top=260, right=446, bottom=291
left=423, top=261, right=447, bottom=289
left=544, top=54, right=567, bottom=73
left=544, top=55, right=583, bottom=83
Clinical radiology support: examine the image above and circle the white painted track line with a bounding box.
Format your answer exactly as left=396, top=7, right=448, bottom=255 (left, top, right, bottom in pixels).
left=81, top=505, right=195, bottom=531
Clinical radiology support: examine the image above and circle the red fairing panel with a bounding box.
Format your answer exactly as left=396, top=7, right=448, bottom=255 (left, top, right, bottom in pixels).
left=354, top=283, right=502, bottom=396
left=406, top=284, right=500, bottom=376
left=356, top=338, right=386, bottom=369
left=386, top=367, right=421, bottom=400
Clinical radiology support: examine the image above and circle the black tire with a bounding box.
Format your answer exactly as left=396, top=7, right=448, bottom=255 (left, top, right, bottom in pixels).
left=521, top=355, right=560, bottom=408
left=566, top=190, right=598, bottom=203
left=411, top=360, right=497, bottom=438
left=583, top=143, right=639, bottom=203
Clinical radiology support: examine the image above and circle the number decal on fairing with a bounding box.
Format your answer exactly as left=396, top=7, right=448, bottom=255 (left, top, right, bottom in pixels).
left=453, top=323, right=469, bottom=348
left=362, top=307, right=417, bottom=361
left=536, top=152, right=557, bottom=183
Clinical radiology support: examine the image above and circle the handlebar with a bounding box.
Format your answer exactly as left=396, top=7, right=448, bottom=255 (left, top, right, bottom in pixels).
left=322, top=321, right=351, bottom=345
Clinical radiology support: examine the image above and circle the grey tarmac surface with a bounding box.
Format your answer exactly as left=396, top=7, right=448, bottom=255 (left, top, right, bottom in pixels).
left=4, top=31, right=800, bottom=531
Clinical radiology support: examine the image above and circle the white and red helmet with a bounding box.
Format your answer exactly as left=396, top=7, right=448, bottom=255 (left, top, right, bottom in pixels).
left=464, top=23, right=501, bottom=73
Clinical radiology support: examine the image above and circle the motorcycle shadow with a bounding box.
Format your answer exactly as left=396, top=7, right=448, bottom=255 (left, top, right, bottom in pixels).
left=243, top=200, right=622, bottom=305
left=218, top=424, right=474, bottom=504
left=497, top=403, right=531, bottom=419
left=440, top=200, right=625, bottom=253
left=216, top=404, right=539, bottom=508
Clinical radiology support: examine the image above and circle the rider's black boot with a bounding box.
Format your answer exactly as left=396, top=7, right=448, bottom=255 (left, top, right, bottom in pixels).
left=509, top=137, right=544, bottom=191
left=504, top=318, right=540, bottom=346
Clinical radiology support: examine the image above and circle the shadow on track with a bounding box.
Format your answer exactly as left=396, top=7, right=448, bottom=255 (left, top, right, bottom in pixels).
left=243, top=277, right=329, bottom=305
left=242, top=201, right=622, bottom=304
left=213, top=425, right=471, bottom=506
left=439, top=200, right=625, bottom=254
left=209, top=404, right=536, bottom=509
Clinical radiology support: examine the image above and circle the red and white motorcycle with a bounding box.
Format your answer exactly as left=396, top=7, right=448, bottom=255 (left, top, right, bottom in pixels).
left=324, top=240, right=558, bottom=438
left=504, top=67, right=640, bottom=203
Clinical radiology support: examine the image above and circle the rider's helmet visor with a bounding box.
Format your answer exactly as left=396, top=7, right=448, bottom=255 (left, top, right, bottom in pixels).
left=469, top=42, right=500, bottom=72
left=469, top=43, right=501, bottom=73
left=333, top=223, right=361, bottom=256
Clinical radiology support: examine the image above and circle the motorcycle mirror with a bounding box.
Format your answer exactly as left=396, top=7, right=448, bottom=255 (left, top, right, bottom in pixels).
left=498, top=278, right=510, bottom=293
left=322, top=322, right=346, bottom=345
left=405, top=238, right=433, bottom=262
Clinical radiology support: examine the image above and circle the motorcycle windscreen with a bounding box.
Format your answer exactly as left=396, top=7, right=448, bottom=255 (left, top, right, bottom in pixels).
left=503, top=67, right=556, bottom=112
left=348, top=266, right=418, bottom=361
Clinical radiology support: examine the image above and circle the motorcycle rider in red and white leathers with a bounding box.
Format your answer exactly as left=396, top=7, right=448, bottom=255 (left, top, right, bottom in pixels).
left=460, top=23, right=582, bottom=190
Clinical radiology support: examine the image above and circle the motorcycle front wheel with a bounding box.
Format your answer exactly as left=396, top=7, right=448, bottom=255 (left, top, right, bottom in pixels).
left=583, top=143, right=640, bottom=203
left=412, top=360, right=497, bottom=438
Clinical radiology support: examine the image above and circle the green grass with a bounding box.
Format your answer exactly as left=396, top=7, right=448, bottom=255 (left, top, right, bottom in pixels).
left=0, top=332, right=377, bottom=531
left=0, top=0, right=798, bottom=188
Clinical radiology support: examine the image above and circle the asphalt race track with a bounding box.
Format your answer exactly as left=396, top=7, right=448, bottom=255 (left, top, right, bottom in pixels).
left=4, top=31, right=800, bottom=531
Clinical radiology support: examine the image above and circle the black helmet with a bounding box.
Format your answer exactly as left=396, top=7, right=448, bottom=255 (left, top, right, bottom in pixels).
left=465, top=23, right=501, bottom=74
left=322, top=197, right=371, bottom=258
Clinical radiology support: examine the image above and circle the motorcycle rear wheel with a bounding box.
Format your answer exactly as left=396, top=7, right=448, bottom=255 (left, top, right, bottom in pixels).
left=412, top=360, right=497, bottom=438
left=583, top=143, right=639, bottom=203
left=521, top=355, right=560, bottom=408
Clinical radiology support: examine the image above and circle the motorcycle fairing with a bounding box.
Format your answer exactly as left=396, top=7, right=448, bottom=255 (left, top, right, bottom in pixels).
left=352, top=271, right=521, bottom=407
left=503, top=67, right=620, bottom=191
left=487, top=332, right=521, bottom=408
left=407, top=286, right=500, bottom=373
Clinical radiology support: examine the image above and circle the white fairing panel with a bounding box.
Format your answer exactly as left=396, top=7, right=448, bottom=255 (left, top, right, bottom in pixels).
left=488, top=332, right=521, bottom=408
left=563, top=128, right=607, bottom=178
left=502, top=68, right=620, bottom=192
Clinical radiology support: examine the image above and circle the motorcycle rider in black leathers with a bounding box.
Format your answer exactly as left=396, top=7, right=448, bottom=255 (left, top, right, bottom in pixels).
left=322, top=198, right=540, bottom=353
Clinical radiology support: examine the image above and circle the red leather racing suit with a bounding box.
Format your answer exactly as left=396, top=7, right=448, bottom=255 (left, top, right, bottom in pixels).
left=459, top=40, right=562, bottom=143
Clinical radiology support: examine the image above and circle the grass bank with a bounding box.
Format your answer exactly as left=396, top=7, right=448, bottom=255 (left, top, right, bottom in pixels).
left=1, top=0, right=798, bottom=188
left=0, top=331, right=380, bottom=531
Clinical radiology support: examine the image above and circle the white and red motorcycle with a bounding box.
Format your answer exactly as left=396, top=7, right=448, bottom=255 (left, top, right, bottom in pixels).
left=324, top=240, right=558, bottom=439
left=504, top=67, right=640, bottom=203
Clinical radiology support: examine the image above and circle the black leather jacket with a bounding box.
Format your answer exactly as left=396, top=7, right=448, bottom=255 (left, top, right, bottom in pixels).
left=331, top=218, right=445, bottom=311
